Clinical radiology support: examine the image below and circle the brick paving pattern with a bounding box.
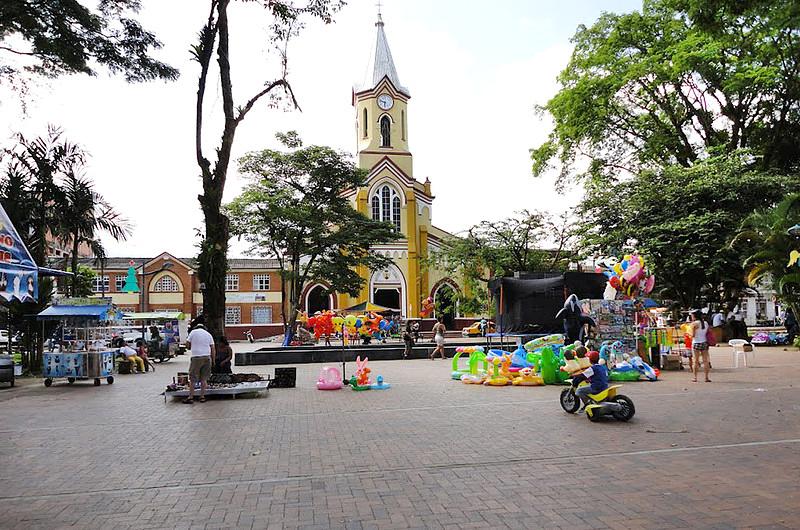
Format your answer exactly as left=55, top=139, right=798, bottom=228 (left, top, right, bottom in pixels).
left=1, top=345, right=799, bottom=529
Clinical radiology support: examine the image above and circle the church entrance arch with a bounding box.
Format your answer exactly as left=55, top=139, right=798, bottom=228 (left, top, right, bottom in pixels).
left=433, top=281, right=459, bottom=329
left=370, top=264, right=406, bottom=316
left=305, top=284, right=332, bottom=314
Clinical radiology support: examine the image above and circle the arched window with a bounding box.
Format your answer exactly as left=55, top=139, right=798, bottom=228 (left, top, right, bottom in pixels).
left=153, top=275, right=179, bottom=292
left=371, top=195, right=380, bottom=221
left=371, top=185, right=402, bottom=231
left=362, top=108, right=368, bottom=138
left=380, top=115, right=391, bottom=147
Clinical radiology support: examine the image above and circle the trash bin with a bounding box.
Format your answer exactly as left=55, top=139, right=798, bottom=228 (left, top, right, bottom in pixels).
left=0, top=354, right=15, bottom=387
left=272, top=367, right=296, bottom=388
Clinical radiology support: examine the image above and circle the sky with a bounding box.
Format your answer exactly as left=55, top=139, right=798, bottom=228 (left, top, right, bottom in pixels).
left=0, top=0, right=642, bottom=259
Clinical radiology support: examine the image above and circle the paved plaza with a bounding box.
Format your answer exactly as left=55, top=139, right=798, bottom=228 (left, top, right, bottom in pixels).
left=1, top=346, right=800, bottom=529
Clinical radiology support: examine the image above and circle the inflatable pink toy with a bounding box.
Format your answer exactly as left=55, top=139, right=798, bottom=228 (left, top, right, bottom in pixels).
left=316, top=366, right=343, bottom=390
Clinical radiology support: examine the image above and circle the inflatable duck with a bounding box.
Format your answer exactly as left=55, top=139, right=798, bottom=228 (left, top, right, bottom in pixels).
left=370, top=375, right=391, bottom=390
left=512, top=367, right=544, bottom=386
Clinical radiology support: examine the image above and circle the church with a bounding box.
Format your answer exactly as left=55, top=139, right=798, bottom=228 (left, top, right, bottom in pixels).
left=303, top=13, right=467, bottom=326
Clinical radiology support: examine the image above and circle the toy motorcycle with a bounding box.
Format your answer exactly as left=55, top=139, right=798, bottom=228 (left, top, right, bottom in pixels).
left=560, top=381, right=636, bottom=422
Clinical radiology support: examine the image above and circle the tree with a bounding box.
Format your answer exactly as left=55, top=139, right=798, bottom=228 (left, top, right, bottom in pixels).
left=531, top=0, right=800, bottom=186
left=578, top=154, right=800, bottom=309
left=59, top=170, right=130, bottom=296
left=59, top=265, right=97, bottom=298
left=226, top=133, right=398, bottom=344
left=192, top=0, right=343, bottom=337
left=427, top=211, right=577, bottom=315
left=731, top=193, right=800, bottom=316
left=0, top=0, right=178, bottom=85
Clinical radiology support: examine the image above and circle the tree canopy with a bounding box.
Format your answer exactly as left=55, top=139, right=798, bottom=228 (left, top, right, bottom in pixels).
left=226, top=133, right=397, bottom=342
left=427, top=210, right=576, bottom=315
left=579, top=154, right=800, bottom=309
left=0, top=0, right=178, bottom=84
left=532, top=0, right=800, bottom=185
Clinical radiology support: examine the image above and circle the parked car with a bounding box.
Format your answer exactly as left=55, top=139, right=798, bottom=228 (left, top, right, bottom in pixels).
left=0, top=330, right=20, bottom=344
left=462, top=320, right=496, bottom=337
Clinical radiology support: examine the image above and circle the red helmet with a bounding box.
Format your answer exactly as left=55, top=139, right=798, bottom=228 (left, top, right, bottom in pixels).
left=588, top=350, right=600, bottom=364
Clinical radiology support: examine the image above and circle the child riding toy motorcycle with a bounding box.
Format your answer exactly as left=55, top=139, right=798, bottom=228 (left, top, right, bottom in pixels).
left=560, top=350, right=636, bottom=422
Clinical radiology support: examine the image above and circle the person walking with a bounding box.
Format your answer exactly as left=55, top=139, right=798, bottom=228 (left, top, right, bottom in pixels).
left=402, top=320, right=415, bottom=359
left=213, top=335, right=233, bottom=374
left=430, top=317, right=447, bottom=360
left=689, top=311, right=711, bottom=383
left=185, top=323, right=215, bottom=403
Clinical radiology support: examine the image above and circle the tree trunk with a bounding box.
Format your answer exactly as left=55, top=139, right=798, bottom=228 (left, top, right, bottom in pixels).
left=198, top=193, right=229, bottom=338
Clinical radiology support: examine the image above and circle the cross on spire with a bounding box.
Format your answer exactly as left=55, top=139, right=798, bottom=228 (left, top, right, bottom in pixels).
left=375, top=0, right=384, bottom=25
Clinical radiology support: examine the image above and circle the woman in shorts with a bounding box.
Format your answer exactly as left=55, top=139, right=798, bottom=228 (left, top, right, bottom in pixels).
left=429, top=317, right=447, bottom=360
left=690, top=310, right=711, bottom=382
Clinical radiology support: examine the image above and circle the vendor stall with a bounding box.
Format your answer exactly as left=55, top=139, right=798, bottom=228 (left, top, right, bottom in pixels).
left=163, top=373, right=270, bottom=401
left=37, top=301, right=123, bottom=387
left=121, top=311, right=188, bottom=362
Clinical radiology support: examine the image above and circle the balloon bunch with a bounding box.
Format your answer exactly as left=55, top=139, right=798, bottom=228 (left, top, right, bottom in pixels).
left=420, top=296, right=434, bottom=318
left=596, top=254, right=655, bottom=300
left=309, top=312, right=390, bottom=338
left=306, top=311, right=335, bottom=339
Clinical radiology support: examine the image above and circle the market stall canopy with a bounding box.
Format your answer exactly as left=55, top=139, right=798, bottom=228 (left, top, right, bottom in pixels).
left=37, top=304, right=123, bottom=321
left=122, top=311, right=185, bottom=321
left=341, top=301, right=399, bottom=314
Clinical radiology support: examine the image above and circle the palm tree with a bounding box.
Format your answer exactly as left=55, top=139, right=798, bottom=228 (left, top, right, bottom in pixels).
left=2, top=126, right=82, bottom=266
left=59, top=170, right=130, bottom=296
left=731, top=193, right=800, bottom=316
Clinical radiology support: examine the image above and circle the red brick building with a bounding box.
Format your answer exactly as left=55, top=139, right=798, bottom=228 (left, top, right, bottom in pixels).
left=77, top=252, right=284, bottom=339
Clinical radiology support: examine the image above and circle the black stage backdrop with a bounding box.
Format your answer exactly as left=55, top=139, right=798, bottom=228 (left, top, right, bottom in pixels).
left=488, top=272, right=606, bottom=334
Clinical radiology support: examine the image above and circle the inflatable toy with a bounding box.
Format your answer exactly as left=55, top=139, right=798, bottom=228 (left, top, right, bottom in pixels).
left=598, top=252, right=655, bottom=300
left=420, top=296, right=434, bottom=318
left=630, top=356, right=658, bottom=381
left=371, top=375, right=391, bottom=390
left=510, top=345, right=534, bottom=369
left=484, top=358, right=511, bottom=386
left=555, top=295, right=597, bottom=345
left=512, top=367, right=544, bottom=386
left=461, top=372, right=486, bottom=384
left=353, top=356, right=371, bottom=388
left=539, top=346, right=558, bottom=384
left=524, top=334, right=564, bottom=352
left=349, top=375, right=371, bottom=391
left=453, top=347, right=485, bottom=380
left=610, top=370, right=641, bottom=382
left=316, top=366, right=343, bottom=390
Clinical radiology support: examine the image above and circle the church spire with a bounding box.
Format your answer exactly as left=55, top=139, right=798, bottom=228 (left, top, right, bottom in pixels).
left=358, top=10, right=409, bottom=96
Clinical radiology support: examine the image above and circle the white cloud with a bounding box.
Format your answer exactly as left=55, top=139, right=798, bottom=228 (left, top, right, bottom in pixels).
left=0, top=1, right=576, bottom=258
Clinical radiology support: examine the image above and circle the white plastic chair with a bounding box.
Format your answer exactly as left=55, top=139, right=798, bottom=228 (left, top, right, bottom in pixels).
left=728, top=339, right=755, bottom=368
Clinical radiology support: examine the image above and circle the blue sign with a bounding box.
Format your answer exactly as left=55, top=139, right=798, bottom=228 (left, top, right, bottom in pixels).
left=0, top=204, right=38, bottom=302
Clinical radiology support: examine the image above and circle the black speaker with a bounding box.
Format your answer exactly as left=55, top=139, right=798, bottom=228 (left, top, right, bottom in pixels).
left=272, top=367, right=296, bottom=388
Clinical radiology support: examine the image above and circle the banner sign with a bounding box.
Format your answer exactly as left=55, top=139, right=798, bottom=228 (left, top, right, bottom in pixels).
left=0, top=204, right=38, bottom=302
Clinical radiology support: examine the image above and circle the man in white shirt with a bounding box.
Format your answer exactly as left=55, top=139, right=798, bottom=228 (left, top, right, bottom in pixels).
left=185, top=324, right=215, bottom=403
left=712, top=311, right=725, bottom=328
left=119, top=341, right=145, bottom=373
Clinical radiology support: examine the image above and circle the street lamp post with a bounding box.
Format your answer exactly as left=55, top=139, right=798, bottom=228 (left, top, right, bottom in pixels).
left=139, top=261, right=173, bottom=341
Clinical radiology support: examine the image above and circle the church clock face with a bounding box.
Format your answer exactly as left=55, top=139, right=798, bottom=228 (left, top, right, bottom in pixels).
left=377, top=94, right=394, bottom=110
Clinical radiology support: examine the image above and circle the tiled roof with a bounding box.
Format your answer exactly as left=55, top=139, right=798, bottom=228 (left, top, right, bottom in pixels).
left=48, top=256, right=280, bottom=271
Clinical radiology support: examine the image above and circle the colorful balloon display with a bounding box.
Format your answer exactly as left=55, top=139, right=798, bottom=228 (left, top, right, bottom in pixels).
left=596, top=253, right=655, bottom=300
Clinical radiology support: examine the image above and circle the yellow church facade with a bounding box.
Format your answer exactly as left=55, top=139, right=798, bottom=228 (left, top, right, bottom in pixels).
left=305, top=14, right=465, bottom=322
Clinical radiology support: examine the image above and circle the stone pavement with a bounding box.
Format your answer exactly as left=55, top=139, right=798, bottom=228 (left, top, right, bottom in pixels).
left=1, top=346, right=799, bottom=529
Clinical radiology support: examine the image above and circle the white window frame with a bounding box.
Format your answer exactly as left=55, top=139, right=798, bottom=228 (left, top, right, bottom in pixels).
left=371, top=185, right=401, bottom=231
left=252, top=306, right=272, bottom=324
left=225, top=274, right=239, bottom=291
left=252, top=274, right=270, bottom=291
left=92, top=275, right=110, bottom=293
left=225, top=306, right=241, bottom=325
left=115, top=276, right=125, bottom=292
left=153, top=275, right=179, bottom=292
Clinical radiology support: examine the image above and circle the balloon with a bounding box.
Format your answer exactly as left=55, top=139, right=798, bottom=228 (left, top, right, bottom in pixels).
left=644, top=275, right=655, bottom=294
left=345, top=315, right=356, bottom=326
left=333, top=316, right=343, bottom=325
left=609, top=276, right=621, bottom=289
left=613, top=263, right=623, bottom=275
left=624, top=254, right=632, bottom=262
left=603, top=271, right=613, bottom=278
left=355, top=318, right=362, bottom=329
left=307, top=316, right=317, bottom=328
left=603, top=283, right=617, bottom=301
left=622, top=262, right=641, bottom=282
left=621, top=260, right=629, bottom=271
